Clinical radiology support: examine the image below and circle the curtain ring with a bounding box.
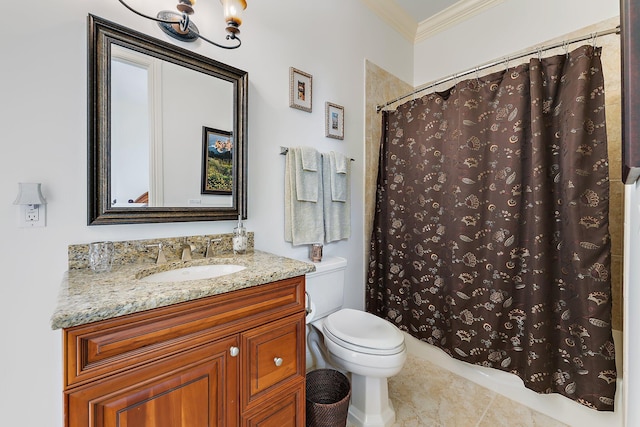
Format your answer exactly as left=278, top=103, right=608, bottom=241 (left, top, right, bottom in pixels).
left=537, top=46, right=542, bottom=61
left=504, top=56, right=510, bottom=71
left=591, top=32, right=598, bottom=48
left=563, top=41, right=569, bottom=58
left=475, top=67, right=481, bottom=85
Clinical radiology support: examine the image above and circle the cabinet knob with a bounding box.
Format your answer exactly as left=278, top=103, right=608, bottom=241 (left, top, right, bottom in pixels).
left=230, top=346, right=239, bottom=357
left=274, top=357, right=283, bottom=367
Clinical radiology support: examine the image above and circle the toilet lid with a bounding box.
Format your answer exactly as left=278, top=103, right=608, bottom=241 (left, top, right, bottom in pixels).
left=323, top=309, right=405, bottom=354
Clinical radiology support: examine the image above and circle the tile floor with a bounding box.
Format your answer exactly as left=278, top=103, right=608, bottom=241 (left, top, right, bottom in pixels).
left=347, top=354, right=569, bottom=427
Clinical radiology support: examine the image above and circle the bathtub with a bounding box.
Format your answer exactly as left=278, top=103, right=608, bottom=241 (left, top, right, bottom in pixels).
left=404, top=330, right=624, bottom=427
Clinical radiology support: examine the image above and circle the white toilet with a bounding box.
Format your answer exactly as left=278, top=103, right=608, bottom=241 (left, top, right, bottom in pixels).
left=305, top=256, right=407, bottom=427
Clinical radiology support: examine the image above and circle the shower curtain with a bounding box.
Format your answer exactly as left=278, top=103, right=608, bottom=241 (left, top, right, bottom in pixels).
left=367, top=45, right=616, bottom=410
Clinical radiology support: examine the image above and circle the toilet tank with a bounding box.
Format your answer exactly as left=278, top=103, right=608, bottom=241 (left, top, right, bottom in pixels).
left=305, top=256, right=347, bottom=323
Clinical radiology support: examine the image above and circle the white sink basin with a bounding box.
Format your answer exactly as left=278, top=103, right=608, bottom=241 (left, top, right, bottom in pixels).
left=140, top=264, right=246, bottom=283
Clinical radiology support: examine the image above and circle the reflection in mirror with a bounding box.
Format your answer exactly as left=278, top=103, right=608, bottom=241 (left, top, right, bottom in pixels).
left=110, top=45, right=234, bottom=208
left=88, top=15, right=247, bottom=224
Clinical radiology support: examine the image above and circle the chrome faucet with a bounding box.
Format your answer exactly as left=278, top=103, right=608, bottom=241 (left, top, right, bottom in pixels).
left=146, top=243, right=167, bottom=264
left=205, top=238, right=222, bottom=258
left=181, top=238, right=194, bottom=261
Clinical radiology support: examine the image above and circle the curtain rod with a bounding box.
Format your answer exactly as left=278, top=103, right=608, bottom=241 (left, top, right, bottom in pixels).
left=376, top=26, right=620, bottom=113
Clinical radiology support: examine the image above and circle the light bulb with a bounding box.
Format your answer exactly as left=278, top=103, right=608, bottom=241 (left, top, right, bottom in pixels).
left=220, top=0, right=247, bottom=29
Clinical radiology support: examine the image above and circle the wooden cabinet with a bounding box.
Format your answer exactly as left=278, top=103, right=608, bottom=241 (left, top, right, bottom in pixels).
left=63, top=277, right=306, bottom=427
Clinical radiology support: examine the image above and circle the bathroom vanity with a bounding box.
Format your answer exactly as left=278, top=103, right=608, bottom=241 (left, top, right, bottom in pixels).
left=51, top=244, right=314, bottom=427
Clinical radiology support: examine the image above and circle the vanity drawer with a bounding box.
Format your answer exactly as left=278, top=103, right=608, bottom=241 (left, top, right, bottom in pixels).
left=241, top=313, right=306, bottom=410
left=241, top=378, right=305, bottom=427
left=64, top=277, right=304, bottom=388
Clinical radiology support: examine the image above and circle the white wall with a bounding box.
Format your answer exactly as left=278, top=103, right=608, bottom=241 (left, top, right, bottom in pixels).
left=412, top=0, right=620, bottom=86
left=624, top=183, right=640, bottom=426
left=0, top=1, right=412, bottom=426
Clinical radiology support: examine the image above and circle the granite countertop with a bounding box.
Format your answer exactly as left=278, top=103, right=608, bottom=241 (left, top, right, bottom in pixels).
left=51, top=250, right=315, bottom=330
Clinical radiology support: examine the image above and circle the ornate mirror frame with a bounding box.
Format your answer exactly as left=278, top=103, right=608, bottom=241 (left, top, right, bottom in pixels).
left=87, top=14, right=248, bottom=224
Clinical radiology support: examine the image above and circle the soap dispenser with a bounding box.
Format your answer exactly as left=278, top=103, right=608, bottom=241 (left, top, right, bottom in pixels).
left=233, top=215, right=248, bottom=254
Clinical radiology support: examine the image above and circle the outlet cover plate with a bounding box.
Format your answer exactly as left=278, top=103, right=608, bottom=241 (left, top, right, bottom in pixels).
left=19, top=204, right=46, bottom=227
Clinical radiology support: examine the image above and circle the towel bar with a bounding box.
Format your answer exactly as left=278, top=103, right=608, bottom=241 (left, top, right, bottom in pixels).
left=280, top=146, right=354, bottom=161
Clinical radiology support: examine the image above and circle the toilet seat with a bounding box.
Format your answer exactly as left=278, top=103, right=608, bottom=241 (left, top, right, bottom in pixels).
left=323, top=309, right=405, bottom=356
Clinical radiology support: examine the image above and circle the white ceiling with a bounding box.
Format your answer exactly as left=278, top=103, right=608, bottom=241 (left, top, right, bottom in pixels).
left=394, top=0, right=459, bottom=22
left=362, top=0, right=507, bottom=43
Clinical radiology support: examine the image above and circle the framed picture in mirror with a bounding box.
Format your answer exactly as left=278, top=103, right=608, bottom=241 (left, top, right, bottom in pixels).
left=202, top=127, right=233, bottom=195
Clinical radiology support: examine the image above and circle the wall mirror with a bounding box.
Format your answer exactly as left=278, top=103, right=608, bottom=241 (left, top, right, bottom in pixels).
left=88, top=14, right=247, bottom=224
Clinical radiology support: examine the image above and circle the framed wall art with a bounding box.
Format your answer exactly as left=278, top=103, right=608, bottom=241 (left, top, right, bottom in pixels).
left=325, top=102, right=344, bottom=140
left=201, top=126, right=233, bottom=195
left=289, top=67, right=312, bottom=112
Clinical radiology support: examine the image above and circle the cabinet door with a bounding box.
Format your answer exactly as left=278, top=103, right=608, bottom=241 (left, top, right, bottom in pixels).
left=66, top=336, right=239, bottom=427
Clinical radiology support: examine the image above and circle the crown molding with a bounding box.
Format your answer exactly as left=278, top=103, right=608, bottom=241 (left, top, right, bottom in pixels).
left=362, top=0, right=506, bottom=44
left=361, top=0, right=418, bottom=43
left=415, top=0, right=506, bottom=43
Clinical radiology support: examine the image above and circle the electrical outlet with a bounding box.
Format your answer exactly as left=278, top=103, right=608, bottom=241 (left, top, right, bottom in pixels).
left=19, top=204, right=46, bottom=227
left=25, top=205, right=39, bottom=221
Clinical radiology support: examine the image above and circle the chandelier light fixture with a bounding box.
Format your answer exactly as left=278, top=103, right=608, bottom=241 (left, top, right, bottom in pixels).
left=117, top=0, right=247, bottom=49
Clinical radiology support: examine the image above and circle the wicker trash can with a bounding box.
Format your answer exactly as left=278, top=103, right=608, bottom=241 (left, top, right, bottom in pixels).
left=306, top=369, right=351, bottom=427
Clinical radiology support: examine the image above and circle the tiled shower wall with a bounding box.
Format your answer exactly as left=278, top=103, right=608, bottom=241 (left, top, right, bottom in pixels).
left=364, top=17, right=623, bottom=330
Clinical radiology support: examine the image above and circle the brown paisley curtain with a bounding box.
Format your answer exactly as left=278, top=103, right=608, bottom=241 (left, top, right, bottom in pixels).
left=367, top=45, right=616, bottom=410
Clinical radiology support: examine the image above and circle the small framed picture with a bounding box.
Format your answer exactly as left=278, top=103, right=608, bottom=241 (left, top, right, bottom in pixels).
left=289, top=67, right=312, bottom=112
left=325, top=102, right=344, bottom=140
left=201, top=127, right=233, bottom=195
